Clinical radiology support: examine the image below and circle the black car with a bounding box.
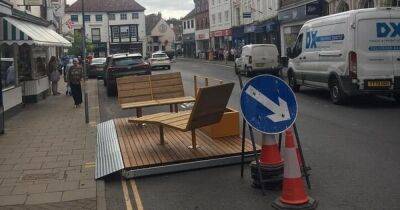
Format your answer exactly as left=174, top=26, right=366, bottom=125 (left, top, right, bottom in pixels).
left=104, top=53, right=151, bottom=96
left=88, top=57, right=107, bottom=78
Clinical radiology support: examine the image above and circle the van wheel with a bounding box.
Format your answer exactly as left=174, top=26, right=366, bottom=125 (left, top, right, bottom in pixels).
left=288, top=71, right=300, bottom=92
left=329, top=78, right=347, bottom=105
left=245, top=66, right=252, bottom=77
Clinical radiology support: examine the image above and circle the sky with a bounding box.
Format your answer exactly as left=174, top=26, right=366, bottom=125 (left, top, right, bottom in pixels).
left=66, top=0, right=194, bottom=19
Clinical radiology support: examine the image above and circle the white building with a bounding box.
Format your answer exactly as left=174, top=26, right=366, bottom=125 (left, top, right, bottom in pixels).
left=182, top=9, right=196, bottom=57
left=146, top=17, right=176, bottom=55
left=231, top=0, right=279, bottom=49
left=64, top=0, right=146, bottom=57
left=209, top=0, right=232, bottom=50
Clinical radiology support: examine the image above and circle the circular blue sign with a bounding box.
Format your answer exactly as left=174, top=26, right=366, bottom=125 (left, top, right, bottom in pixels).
left=240, top=75, right=298, bottom=134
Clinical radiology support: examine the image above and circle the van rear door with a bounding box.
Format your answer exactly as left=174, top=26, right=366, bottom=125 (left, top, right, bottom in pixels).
left=391, top=8, right=400, bottom=80
left=356, top=10, right=395, bottom=86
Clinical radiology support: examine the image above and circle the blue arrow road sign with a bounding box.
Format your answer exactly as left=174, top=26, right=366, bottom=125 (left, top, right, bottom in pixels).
left=240, top=75, right=298, bottom=134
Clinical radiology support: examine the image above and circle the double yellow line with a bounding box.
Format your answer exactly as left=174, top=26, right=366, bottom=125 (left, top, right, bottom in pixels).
left=121, top=178, right=144, bottom=210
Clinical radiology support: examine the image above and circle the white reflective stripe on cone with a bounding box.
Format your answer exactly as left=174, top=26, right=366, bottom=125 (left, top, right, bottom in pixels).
left=283, top=148, right=302, bottom=178
left=262, top=134, right=277, bottom=146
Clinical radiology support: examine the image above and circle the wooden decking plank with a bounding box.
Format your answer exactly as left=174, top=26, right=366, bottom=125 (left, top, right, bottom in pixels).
left=115, top=119, right=139, bottom=167
left=163, top=128, right=198, bottom=160
left=194, top=131, right=228, bottom=156
left=169, top=130, right=209, bottom=158
left=145, top=125, right=183, bottom=162
left=130, top=124, right=159, bottom=166
left=196, top=131, right=236, bottom=156
left=114, top=119, right=131, bottom=167
left=121, top=119, right=144, bottom=167
left=123, top=121, right=147, bottom=167
left=141, top=126, right=177, bottom=163
left=141, top=125, right=176, bottom=163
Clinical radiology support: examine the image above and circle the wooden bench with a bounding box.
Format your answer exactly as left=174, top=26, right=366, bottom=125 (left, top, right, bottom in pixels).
left=117, top=72, right=195, bottom=117
left=128, top=83, right=235, bottom=149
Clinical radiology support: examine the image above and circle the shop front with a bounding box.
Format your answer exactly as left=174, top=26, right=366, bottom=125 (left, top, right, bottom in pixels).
left=210, top=29, right=232, bottom=50
left=182, top=33, right=195, bottom=58
left=93, top=42, right=107, bottom=58
left=278, top=0, right=327, bottom=57
left=109, top=42, right=143, bottom=55
left=195, top=29, right=210, bottom=59
left=0, top=16, right=70, bottom=113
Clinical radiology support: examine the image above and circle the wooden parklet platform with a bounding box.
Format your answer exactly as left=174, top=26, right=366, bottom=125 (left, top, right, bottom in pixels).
left=114, top=118, right=258, bottom=178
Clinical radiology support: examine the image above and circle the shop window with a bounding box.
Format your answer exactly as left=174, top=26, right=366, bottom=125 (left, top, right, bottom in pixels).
left=109, top=14, right=115, bottom=20
left=120, top=26, right=130, bottom=42
left=71, top=15, right=78, bottom=22
left=132, top=12, right=139, bottom=19
left=129, top=25, right=137, bottom=40
left=393, top=0, right=400, bottom=6
left=111, top=26, right=120, bottom=43
left=84, top=15, right=90, bottom=22
left=337, top=1, right=349, bottom=12
left=120, top=13, right=127, bottom=20
left=91, top=28, right=101, bottom=43
left=1, top=59, right=16, bottom=89
left=95, top=15, right=103, bottom=22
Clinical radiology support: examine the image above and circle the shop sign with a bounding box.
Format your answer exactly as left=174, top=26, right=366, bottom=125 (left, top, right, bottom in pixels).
left=195, top=30, right=210, bottom=40
left=24, top=0, right=43, bottom=6
left=210, top=29, right=232, bottom=37
left=278, top=0, right=323, bottom=23
left=244, top=25, right=256, bottom=33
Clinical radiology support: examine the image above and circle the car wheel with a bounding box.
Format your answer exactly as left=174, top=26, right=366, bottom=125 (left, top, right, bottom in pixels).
left=288, top=71, right=300, bottom=92
left=329, top=78, right=348, bottom=105
left=245, top=66, right=252, bottom=77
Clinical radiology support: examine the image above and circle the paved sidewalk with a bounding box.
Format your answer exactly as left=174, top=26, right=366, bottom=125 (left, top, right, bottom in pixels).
left=0, top=80, right=101, bottom=209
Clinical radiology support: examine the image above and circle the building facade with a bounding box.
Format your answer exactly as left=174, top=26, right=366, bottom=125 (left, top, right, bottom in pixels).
left=146, top=17, right=176, bottom=55
left=231, top=0, right=279, bottom=50
left=278, top=0, right=328, bottom=57
left=64, top=0, right=146, bottom=56
left=181, top=9, right=196, bottom=57
left=194, top=0, right=210, bottom=58
left=327, top=0, right=400, bottom=14
left=209, top=0, right=232, bottom=50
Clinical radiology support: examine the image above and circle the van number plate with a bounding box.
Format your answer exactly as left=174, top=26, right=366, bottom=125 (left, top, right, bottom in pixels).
left=366, top=80, right=391, bottom=88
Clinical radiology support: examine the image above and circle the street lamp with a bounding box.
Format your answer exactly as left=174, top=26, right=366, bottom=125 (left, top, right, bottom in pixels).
left=81, top=0, right=89, bottom=123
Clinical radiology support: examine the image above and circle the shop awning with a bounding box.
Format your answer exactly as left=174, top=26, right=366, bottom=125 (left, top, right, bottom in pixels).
left=0, top=17, right=71, bottom=47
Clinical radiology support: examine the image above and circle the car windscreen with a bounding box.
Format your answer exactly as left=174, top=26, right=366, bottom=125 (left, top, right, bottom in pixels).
left=113, top=56, right=143, bottom=66
left=152, top=54, right=168, bottom=58
left=91, top=58, right=106, bottom=65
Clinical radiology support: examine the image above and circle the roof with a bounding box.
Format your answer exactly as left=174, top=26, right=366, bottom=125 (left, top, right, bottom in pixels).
left=65, top=0, right=145, bottom=13
left=182, top=9, right=195, bottom=20
left=145, top=13, right=162, bottom=35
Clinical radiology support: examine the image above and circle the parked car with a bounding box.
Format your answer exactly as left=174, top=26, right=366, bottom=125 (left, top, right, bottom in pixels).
left=235, top=44, right=281, bottom=76
left=286, top=7, right=400, bottom=104
left=104, top=53, right=151, bottom=96
left=149, top=52, right=171, bottom=70
left=88, top=57, right=107, bottom=78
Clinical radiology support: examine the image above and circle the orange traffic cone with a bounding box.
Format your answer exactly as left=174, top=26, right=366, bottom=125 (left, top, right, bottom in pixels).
left=259, top=134, right=283, bottom=166
left=272, top=130, right=317, bottom=210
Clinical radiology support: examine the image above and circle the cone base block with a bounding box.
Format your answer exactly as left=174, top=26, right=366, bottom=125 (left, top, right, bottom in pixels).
left=272, top=197, right=318, bottom=210
left=250, top=161, right=283, bottom=190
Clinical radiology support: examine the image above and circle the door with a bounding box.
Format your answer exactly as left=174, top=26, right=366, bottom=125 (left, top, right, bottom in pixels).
left=356, top=11, right=394, bottom=83
left=391, top=9, right=400, bottom=78
left=290, top=33, right=305, bottom=83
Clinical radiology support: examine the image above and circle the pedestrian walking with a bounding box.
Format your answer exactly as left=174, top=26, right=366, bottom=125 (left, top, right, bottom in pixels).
left=48, top=56, right=60, bottom=95
left=68, top=59, right=83, bottom=108
left=64, top=59, right=74, bottom=96
left=224, top=48, right=229, bottom=64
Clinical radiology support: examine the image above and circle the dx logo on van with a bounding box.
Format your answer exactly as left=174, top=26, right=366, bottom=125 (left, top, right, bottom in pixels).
left=306, top=31, right=318, bottom=49
left=377, top=22, right=400, bottom=38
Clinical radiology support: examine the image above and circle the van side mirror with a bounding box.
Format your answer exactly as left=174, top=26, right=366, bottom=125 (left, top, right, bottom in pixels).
left=286, top=47, right=293, bottom=58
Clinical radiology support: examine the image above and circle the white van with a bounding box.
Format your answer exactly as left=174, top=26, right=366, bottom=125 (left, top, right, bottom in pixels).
left=235, top=44, right=280, bottom=76
left=286, top=7, right=400, bottom=104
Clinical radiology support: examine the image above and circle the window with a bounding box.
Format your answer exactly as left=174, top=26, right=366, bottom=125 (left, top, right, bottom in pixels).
left=84, top=15, right=90, bottom=22
left=218, top=12, right=222, bottom=23
left=109, top=14, right=115, bottom=20
left=292, top=34, right=303, bottom=58
left=225, top=11, right=229, bottom=22
left=1, top=59, right=16, bottom=89
left=71, top=15, right=78, bottom=22
left=113, top=56, right=143, bottom=66
left=212, top=14, right=216, bottom=24
left=236, top=8, right=240, bottom=25
left=153, top=36, right=159, bottom=42
left=337, top=1, right=349, bottom=12
left=110, top=25, right=138, bottom=43
left=132, top=12, right=139, bottom=19
left=187, top=20, right=190, bottom=28
left=183, top=21, right=186, bottom=29
left=191, top=20, right=194, bottom=28
left=91, top=28, right=101, bottom=42
left=120, top=13, right=127, bottom=20
left=129, top=25, right=137, bottom=41
left=111, top=26, right=120, bottom=42
left=120, top=26, right=130, bottom=42
left=95, top=14, right=102, bottom=22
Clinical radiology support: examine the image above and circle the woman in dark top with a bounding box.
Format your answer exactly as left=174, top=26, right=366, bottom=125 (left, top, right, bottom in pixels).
left=68, top=59, right=83, bottom=108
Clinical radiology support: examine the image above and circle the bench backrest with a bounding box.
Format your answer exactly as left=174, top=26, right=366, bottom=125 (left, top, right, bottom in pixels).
left=186, top=83, right=234, bottom=130
left=116, top=72, right=185, bottom=104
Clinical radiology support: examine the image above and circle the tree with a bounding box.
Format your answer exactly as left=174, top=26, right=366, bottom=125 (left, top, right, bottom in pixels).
left=68, top=33, right=94, bottom=57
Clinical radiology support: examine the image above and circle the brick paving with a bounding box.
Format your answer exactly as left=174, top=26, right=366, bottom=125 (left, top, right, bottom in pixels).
left=0, top=80, right=100, bottom=209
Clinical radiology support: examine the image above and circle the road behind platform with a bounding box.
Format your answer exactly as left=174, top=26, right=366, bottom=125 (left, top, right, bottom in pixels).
left=99, top=58, right=400, bottom=210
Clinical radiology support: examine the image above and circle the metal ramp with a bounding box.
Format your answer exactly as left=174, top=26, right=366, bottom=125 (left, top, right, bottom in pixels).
left=95, top=120, right=124, bottom=179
